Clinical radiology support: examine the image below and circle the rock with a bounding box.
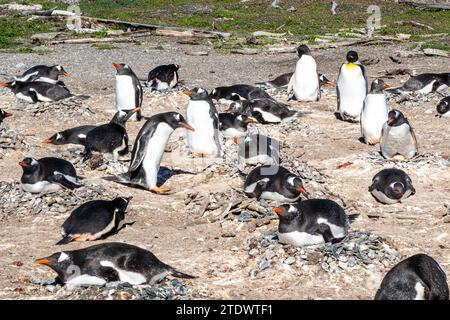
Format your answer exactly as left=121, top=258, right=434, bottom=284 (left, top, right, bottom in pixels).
left=284, top=257, right=296, bottom=265
left=31, top=32, right=63, bottom=42
left=258, top=259, right=269, bottom=270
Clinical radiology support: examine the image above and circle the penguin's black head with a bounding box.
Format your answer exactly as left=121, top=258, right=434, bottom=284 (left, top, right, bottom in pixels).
left=50, top=65, right=69, bottom=78
left=273, top=204, right=299, bottom=221
left=112, top=63, right=133, bottom=75
left=319, top=74, right=333, bottom=87
left=297, top=45, right=311, bottom=58
left=183, top=87, right=209, bottom=100
left=19, top=157, right=40, bottom=173
left=346, top=51, right=359, bottom=63
left=436, top=97, right=450, bottom=115
left=170, top=64, right=180, bottom=71
left=370, top=79, right=390, bottom=93
left=112, top=196, right=132, bottom=212
left=35, top=251, right=74, bottom=280
left=111, top=108, right=141, bottom=125
left=387, top=181, right=405, bottom=199
left=0, top=81, right=16, bottom=89
left=43, top=132, right=66, bottom=145
left=387, top=109, right=406, bottom=126
left=285, top=175, right=306, bottom=196
left=0, top=109, right=12, bottom=122
left=162, top=112, right=195, bottom=131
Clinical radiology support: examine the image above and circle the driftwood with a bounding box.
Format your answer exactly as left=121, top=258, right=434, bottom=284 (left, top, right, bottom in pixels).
left=395, top=20, right=434, bottom=30
left=252, top=31, right=286, bottom=38
left=423, top=48, right=449, bottom=57
left=399, top=1, right=450, bottom=10
left=49, top=37, right=138, bottom=45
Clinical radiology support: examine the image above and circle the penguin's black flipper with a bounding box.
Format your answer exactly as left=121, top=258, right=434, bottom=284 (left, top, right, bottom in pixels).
left=53, top=173, right=82, bottom=190
left=318, top=224, right=335, bottom=243
left=55, top=236, right=73, bottom=245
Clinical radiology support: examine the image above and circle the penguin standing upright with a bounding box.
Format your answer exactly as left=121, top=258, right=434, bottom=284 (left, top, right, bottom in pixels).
left=146, top=64, right=180, bottom=91
left=336, top=51, right=368, bottom=122
left=375, top=254, right=449, bottom=300
left=361, top=79, right=390, bottom=145
left=184, top=88, right=221, bottom=157
left=15, top=65, right=68, bottom=84
left=104, top=112, right=194, bottom=193
left=35, top=242, right=195, bottom=287
left=436, top=96, right=450, bottom=117
left=287, top=45, right=320, bottom=101
left=380, top=109, right=418, bottom=160
left=113, top=63, right=143, bottom=121
left=369, top=168, right=415, bottom=204
left=0, top=109, right=12, bottom=125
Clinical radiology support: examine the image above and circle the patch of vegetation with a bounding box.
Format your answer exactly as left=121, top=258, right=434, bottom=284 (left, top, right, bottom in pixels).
left=422, top=42, right=450, bottom=52
left=91, top=43, right=119, bottom=50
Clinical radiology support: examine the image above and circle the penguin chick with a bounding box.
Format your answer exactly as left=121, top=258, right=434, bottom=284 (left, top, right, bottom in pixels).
left=369, top=168, right=415, bottom=204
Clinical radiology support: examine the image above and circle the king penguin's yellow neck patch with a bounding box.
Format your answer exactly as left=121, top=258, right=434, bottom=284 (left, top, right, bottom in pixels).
left=344, top=62, right=358, bottom=69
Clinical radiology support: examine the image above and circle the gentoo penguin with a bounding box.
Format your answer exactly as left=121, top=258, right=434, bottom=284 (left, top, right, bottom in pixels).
left=375, top=254, right=449, bottom=300
left=83, top=108, right=139, bottom=161
left=244, top=165, right=306, bottom=201
left=256, top=72, right=332, bottom=89
left=0, top=108, right=12, bottom=125
left=146, top=64, right=180, bottom=91
left=273, top=199, right=350, bottom=246
left=104, top=112, right=194, bottom=193
left=336, top=50, right=368, bottom=122
left=380, top=109, right=418, bottom=160
left=218, top=113, right=254, bottom=138
left=436, top=96, right=450, bottom=117
left=35, top=242, right=195, bottom=287
left=360, top=79, right=390, bottom=145
left=287, top=45, right=320, bottom=101
left=19, top=157, right=81, bottom=193
left=113, top=63, right=143, bottom=121
left=369, top=168, right=415, bottom=204
left=229, top=99, right=297, bottom=124
left=235, top=133, right=280, bottom=165
left=57, top=197, right=132, bottom=245
left=15, top=65, right=68, bottom=84
left=43, top=125, right=96, bottom=146
left=0, top=81, right=74, bottom=103
left=386, top=73, right=450, bottom=95
left=210, top=84, right=272, bottom=104
left=185, top=88, right=221, bottom=157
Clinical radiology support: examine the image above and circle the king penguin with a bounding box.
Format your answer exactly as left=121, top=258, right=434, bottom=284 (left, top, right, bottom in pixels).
left=336, top=50, right=368, bottom=122
left=113, top=63, right=143, bottom=121
left=287, top=45, right=320, bottom=101
left=184, top=88, right=221, bottom=157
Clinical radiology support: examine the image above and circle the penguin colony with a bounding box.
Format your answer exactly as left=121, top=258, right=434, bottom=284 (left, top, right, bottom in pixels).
left=1, top=44, right=449, bottom=300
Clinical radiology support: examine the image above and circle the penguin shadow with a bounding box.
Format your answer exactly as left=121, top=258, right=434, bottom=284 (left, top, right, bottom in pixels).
left=106, top=221, right=136, bottom=237
left=157, top=166, right=194, bottom=186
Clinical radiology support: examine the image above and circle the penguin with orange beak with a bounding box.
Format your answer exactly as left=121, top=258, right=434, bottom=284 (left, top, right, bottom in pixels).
left=218, top=113, right=254, bottom=138
left=15, top=64, right=69, bottom=84
left=0, top=108, right=12, bottom=125
left=113, top=63, right=143, bottom=121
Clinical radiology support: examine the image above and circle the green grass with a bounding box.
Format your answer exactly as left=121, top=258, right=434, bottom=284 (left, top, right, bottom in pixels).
left=91, top=43, right=119, bottom=50
left=422, top=42, right=450, bottom=52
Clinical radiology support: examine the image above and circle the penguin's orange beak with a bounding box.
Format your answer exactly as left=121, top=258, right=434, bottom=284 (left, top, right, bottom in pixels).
left=243, top=118, right=254, bottom=124
left=383, top=84, right=390, bottom=89
left=273, top=207, right=283, bottom=213
left=183, top=124, right=195, bottom=131
left=3, top=112, right=12, bottom=117
left=387, top=117, right=395, bottom=125
left=42, top=138, right=53, bottom=144
left=63, top=72, right=70, bottom=77
left=183, top=91, right=193, bottom=95
left=35, top=258, right=50, bottom=265
left=112, top=63, right=120, bottom=69
left=232, top=137, right=239, bottom=143
left=0, top=83, right=11, bottom=87
left=298, top=187, right=306, bottom=194
left=18, top=161, right=29, bottom=167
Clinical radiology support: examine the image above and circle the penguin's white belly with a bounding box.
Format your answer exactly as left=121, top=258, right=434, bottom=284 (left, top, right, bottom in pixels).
left=278, top=231, right=324, bottom=247
left=100, top=260, right=147, bottom=285
left=316, top=218, right=346, bottom=238
left=440, top=110, right=450, bottom=117
left=16, top=92, right=34, bottom=103
left=244, top=178, right=270, bottom=193
left=65, top=274, right=107, bottom=287
left=417, top=80, right=435, bottom=94
left=293, top=56, right=319, bottom=101
left=186, top=101, right=219, bottom=155
left=414, top=282, right=426, bottom=300
left=371, top=189, right=413, bottom=204
left=142, top=123, right=173, bottom=189
left=362, top=94, right=388, bottom=143
left=222, top=127, right=246, bottom=138
left=22, top=181, right=61, bottom=193
left=253, top=107, right=281, bottom=123
left=381, top=124, right=416, bottom=158
left=156, top=80, right=169, bottom=91
left=115, top=75, right=136, bottom=110
left=169, top=72, right=178, bottom=88
left=36, top=77, right=58, bottom=84
left=261, top=191, right=299, bottom=202
left=30, top=89, right=56, bottom=102
left=337, top=66, right=366, bottom=119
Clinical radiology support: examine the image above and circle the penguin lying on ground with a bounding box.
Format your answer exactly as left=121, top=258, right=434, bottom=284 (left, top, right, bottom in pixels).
left=234, top=133, right=281, bottom=165
left=113, top=63, right=143, bottom=121
left=380, top=109, right=418, bottom=160
left=219, top=113, right=254, bottom=138
left=273, top=199, right=355, bottom=247
left=336, top=50, right=368, bottom=122
left=436, top=96, right=450, bottom=117
left=375, top=253, right=449, bottom=300
left=43, top=125, right=97, bottom=146
left=228, top=99, right=297, bottom=124
left=19, top=157, right=81, bottom=193
left=287, top=45, right=320, bottom=101
left=104, top=112, right=194, bottom=193
left=244, top=165, right=306, bottom=201
left=15, top=65, right=69, bottom=84
left=256, top=72, right=332, bottom=89
left=83, top=108, right=139, bottom=161
left=360, top=79, right=390, bottom=145
left=57, top=197, right=132, bottom=245
left=146, top=64, right=180, bottom=91
left=35, top=242, right=196, bottom=287
left=386, top=73, right=450, bottom=95
left=369, top=168, right=415, bottom=204
left=210, top=84, right=272, bottom=104
left=0, top=108, right=12, bottom=125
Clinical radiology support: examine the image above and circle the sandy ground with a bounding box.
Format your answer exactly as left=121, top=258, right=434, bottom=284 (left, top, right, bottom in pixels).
left=0, top=37, right=449, bottom=300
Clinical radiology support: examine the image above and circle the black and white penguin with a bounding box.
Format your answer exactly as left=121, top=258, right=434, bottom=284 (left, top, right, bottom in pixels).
left=146, top=64, right=180, bottom=91
left=43, top=125, right=96, bottom=146
left=210, top=84, right=272, bottom=104
left=57, top=197, right=132, bottom=245
left=83, top=108, right=139, bottom=161
left=0, top=80, right=74, bottom=103
left=15, top=65, right=68, bottom=84
left=436, top=96, right=450, bottom=117
left=229, top=99, right=297, bottom=124
left=375, top=254, right=449, bottom=300
left=244, top=165, right=306, bottom=201
left=386, top=73, right=450, bottom=95
left=256, top=72, right=332, bottom=89
left=336, top=50, right=368, bottom=122
left=234, top=133, right=280, bottom=165
left=113, top=63, right=143, bottom=121
left=369, top=168, right=415, bottom=204
left=0, top=108, right=12, bottom=125
left=185, top=88, right=221, bottom=157
left=19, top=157, right=81, bottom=193
left=273, top=199, right=351, bottom=246
left=35, top=242, right=195, bottom=287
left=287, top=45, right=320, bottom=101
left=380, top=109, right=418, bottom=160
left=104, top=112, right=194, bottom=193
left=360, top=79, right=390, bottom=145
left=218, top=113, right=254, bottom=138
